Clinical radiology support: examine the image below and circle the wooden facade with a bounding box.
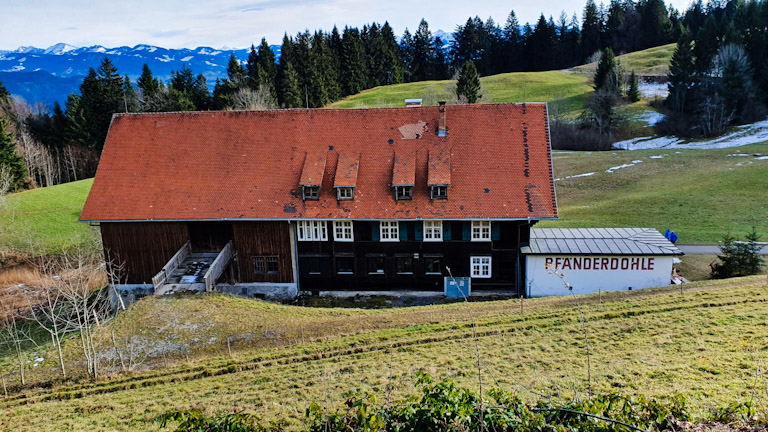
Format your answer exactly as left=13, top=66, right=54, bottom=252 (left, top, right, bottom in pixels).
left=232, top=222, right=294, bottom=283
left=101, top=221, right=294, bottom=285
left=297, top=220, right=530, bottom=292
left=100, top=222, right=189, bottom=284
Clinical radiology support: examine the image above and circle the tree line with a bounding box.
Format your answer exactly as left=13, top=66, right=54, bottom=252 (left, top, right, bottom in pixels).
left=0, top=0, right=720, bottom=190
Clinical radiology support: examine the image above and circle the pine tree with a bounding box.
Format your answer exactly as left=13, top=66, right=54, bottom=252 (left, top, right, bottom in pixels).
left=528, top=15, right=558, bottom=71
left=581, top=0, right=602, bottom=61
left=380, top=22, right=404, bottom=85
left=257, top=38, right=278, bottom=102
left=340, top=27, right=368, bottom=96
left=137, top=64, right=164, bottom=111
left=411, top=19, right=435, bottom=82
left=64, top=94, right=91, bottom=148
left=246, top=44, right=261, bottom=89
left=627, top=71, right=640, bottom=102
left=0, top=117, right=28, bottom=192
left=639, top=0, right=672, bottom=49
left=694, top=14, right=720, bottom=74
left=593, top=47, right=619, bottom=94
left=503, top=11, right=521, bottom=72
left=400, top=29, right=415, bottom=82
left=666, top=31, right=696, bottom=113
left=123, top=75, right=139, bottom=112
left=0, top=79, right=9, bottom=101
left=51, top=101, right=68, bottom=150
left=191, top=74, right=211, bottom=110
left=277, top=62, right=302, bottom=108
left=456, top=60, right=482, bottom=103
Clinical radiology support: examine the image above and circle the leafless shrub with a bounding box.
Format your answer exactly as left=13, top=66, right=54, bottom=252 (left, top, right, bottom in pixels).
left=233, top=85, right=276, bottom=111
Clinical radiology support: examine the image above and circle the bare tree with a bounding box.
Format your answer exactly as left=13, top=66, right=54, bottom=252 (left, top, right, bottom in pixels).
left=0, top=303, right=33, bottom=386
left=56, top=249, right=111, bottom=379
left=0, top=165, right=13, bottom=205
left=232, top=85, right=276, bottom=111
left=28, top=280, right=72, bottom=378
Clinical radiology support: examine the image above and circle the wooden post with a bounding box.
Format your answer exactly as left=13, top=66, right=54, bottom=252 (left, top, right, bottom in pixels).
left=301, top=327, right=305, bottom=344
left=2, top=376, right=6, bottom=398
left=430, top=304, right=434, bottom=322
left=227, top=337, right=232, bottom=358
left=520, top=295, right=523, bottom=314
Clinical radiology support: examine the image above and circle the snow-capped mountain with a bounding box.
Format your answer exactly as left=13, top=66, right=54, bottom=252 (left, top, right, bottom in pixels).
left=0, top=43, right=274, bottom=107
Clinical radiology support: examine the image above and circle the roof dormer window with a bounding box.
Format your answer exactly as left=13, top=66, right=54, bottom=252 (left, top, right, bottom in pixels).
left=395, top=186, right=412, bottom=200
left=431, top=185, right=447, bottom=200
left=303, top=186, right=320, bottom=201
left=337, top=187, right=354, bottom=201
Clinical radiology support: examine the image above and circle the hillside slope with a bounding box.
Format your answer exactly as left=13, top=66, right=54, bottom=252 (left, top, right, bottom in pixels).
left=0, top=178, right=97, bottom=254
left=572, top=43, right=675, bottom=76
left=2, top=276, right=766, bottom=430
left=326, top=70, right=593, bottom=117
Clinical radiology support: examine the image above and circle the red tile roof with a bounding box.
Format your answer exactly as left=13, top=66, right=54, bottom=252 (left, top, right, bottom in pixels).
left=333, top=152, right=360, bottom=188
left=80, top=104, right=557, bottom=222
left=392, top=151, right=416, bottom=186
left=299, top=151, right=326, bottom=186
left=428, top=148, right=451, bottom=186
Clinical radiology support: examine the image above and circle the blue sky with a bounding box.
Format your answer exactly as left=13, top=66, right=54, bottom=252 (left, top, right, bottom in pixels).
left=2, top=0, right=696, bottom=50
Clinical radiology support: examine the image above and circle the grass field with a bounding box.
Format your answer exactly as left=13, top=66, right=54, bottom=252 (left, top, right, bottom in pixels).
left=0, top=178, right=97, bottom=255
left=541, top=142, right=768, bottom=244
left=573, top=43, right=675, bottom=76
left=1, top=276, right=767, bottom=430
left=327, top=70, right=594, bottom=118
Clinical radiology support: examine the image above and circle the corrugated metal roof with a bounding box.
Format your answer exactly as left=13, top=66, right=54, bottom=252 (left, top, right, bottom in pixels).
left=521, top=228, right=683, bottom=256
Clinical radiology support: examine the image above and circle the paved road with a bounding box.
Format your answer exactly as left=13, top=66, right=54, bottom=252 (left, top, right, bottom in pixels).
left=678, top=244, right=768, bottom=255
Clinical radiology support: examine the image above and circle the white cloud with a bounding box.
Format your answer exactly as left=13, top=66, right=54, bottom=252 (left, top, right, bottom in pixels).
left=0, top=0, right=698, bottom=50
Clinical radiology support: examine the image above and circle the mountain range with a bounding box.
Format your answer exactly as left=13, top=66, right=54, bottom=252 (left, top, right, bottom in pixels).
left=1, top=32, right=454, bottom=110
left=0, top=43, right=269, bottom=108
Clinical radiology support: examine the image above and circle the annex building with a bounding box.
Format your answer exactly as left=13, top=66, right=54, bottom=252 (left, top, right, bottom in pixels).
left=80, top=103, right=558, bottom=299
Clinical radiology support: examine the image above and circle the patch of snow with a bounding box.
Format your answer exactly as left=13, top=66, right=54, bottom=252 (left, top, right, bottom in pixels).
left=198, top=48, right=221, bottom=55
left=180, top=55, right=193, bottom=62
left=727, top=153, right=749, bottom=157
left=105, top=50, right=121, bottom=55
left=156, top=55, right=174, bottom=62
left=89, top=46, right=107, bottom=53
left=755, top=156, right=768, bottom=160
left=18, top=57, right=26, bottom=62
left=614, top=116, right=768, bottom=150
left=44, top=43, right=78, bottom=54
left=2, top=65, right=25, bottom=72
left=635, top=110, right=666, bottom=126
left=638, top=81, right=668, bottom=98
left=554, top=172, right=596, bottom=182
left=649, top=154, right=666, bottom=159
left=204, top=60, right=218, bottom=66
left=606, top=160, right=642, bottom=173
left=735, top=162, right=743, bottom=166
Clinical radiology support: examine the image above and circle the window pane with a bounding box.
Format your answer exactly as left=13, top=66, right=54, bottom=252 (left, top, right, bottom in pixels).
left=397, top=257, right=413, bottom=273
left=425, top=257, right=442, bottom=274
left=266, top=256, right=279, bottom=273
left=336, top=257, right=354, bottom=274
left=254, top=257, right=265, bottom=273
left=368, top=257, right=385, bottom=274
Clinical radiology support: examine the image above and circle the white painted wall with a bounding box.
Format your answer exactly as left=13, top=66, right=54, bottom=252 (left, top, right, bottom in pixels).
left=525, top=255, right=674, bottom=297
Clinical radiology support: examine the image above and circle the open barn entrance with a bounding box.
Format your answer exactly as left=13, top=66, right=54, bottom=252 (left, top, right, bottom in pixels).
left=188, top=221, right=233, bottom=252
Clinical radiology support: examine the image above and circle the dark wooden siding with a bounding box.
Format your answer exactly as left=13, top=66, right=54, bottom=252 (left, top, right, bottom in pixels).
left=100, top=222, right=189, bottom=284
left=298, top=220, right=531, bottom=293
left=232, top=222, right=294, bottom=283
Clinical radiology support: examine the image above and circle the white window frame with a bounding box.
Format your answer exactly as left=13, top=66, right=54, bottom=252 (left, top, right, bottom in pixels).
left=471, top=220, right=491, bottom=241
left=470, top=256, right=492, bottom=278
left=337, top=187, right=354, bottom=201
left=380, top=221, right=399, bottom=241
left=333, top=221, right=354, bottom=241
left=297, top=220, right=328, bottom=241
left=423, top=220, right=443, bottom=241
